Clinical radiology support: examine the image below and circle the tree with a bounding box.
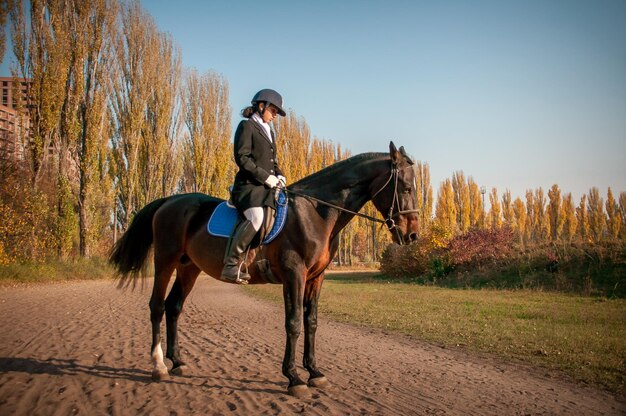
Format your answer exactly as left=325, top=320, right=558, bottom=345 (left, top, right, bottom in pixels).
left=605, top=187, right=620, bottom=241
left=451, top=171, right=470, bottom=233
left=487, top=187, right=502, bottom=230
left=415, top=161, right=433, bottom=234
left=10, top=0, right=71, bottom=186
left=587, top=187, right=605, bottom=243
left=274, top=111, right=311, bottom=182
left=561, top=193, right=577, bottom=243
left=619, top=192, right=626, bottom=240
left=0, top=0, right=11, bottom=63
left=435, top=179, right=456, bottom=237
left=181, top=70, right=232, bottom=197
left=547, top=184, right=563, bottom=241
left=71, top=0, right=118, bottom=256
left=513, top=197, right=527, bottom=245
left=501, top=189, right=514, bottom=229
left=138, top=30, right=184, bottom=206
left=533, top=188, right=548, bottom=241
left=525, top=190, right=535, bottom=242
left=468, top=177, right=483, bottom=229
left=576, top=195, right=589, bottom=243
left=110, top=1, right=169, bottom=230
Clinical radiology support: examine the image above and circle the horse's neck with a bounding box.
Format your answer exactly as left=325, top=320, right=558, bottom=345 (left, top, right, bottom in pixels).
left=297, top=158, right=387, bottom=236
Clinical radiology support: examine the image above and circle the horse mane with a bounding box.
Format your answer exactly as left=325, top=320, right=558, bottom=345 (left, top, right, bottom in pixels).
left=292, top=152, right=388, bottom=188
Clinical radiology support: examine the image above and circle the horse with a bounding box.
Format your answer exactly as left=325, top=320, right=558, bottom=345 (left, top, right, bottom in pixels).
left=109, top=141, right=420, bottom=398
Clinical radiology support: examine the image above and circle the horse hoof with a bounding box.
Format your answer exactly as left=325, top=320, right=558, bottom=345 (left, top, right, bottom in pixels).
left=171, top=365, right=188, bottom=376
left=287, top=384, right=312, bottom=399
left=151, top=369, right=169, bottom=382
left=308, top=376, right=329, bottom=388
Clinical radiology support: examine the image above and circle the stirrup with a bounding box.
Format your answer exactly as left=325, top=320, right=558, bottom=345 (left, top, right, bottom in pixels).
left=221, top=262, right=250, bottom=285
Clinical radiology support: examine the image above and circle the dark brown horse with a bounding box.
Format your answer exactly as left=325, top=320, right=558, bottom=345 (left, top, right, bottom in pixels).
left=109, top=142, right=419, bottom=398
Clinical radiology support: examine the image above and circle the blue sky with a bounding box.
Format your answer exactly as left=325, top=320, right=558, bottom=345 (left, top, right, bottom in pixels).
left=3, top=0, right=625, bottom=203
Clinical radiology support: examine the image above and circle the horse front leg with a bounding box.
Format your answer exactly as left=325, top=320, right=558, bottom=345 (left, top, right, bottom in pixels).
left=303, top=275, right=328, bottom=388
left=282, top=268, right=312, bottom=399
left=165, top=264, right=200, bottom=376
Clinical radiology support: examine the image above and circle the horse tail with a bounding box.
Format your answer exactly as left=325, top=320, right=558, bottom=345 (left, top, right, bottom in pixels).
left=109, top=196, right=171, bottom=287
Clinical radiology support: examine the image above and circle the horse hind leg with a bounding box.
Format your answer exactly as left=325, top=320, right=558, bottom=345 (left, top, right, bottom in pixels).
left=149, top=259, right=177, bottom=381
left=165, top=263, right=201, bottom=376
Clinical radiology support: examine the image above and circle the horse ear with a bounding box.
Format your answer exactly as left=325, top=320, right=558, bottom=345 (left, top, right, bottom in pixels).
left=399, top=146, right=414, bottom=165
left=389, top=141, right=400, bottom=165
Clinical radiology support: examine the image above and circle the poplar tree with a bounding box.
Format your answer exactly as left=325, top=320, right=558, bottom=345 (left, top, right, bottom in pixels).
left=415, top=161, right=433, bottom=234
left=435, top=179, right=457, bottom=236
left=587, top=187, right=605, bottom=243
left=308, top=138, right=325, bottom=173
left=10, top=0, right=70, bottom=186
left=487, top=187, right=502, bottom=230
left=110, top=1, right=165, bottom=229
left=71, top=0, right=118, bottom=256
left=501, top=189, right=514, bottom=229
left=618, top=192, right=626, bottom=240
left=138, top=31, right=183, bottom=206
left=547, top=184, right=563, bottom=241
left=274, top=111, right=311, bottom=181
left=451, top=171, right=470, bottom=233
left=181, top=70, right=232, bottom=197
left=561, top=193, right=577, bottom=243
left=534, top=188, right=548, bottom=241
left=576, top=195, right=589, bottom=243
left=513, top=197, right=527, bottom=245
left=467, top=177, right=483, bottom=229
left=525, top=190, right=535, bottom=242
left=605, top=188, right=620, bottom=241
left=0, top=1, right=9, bottom=63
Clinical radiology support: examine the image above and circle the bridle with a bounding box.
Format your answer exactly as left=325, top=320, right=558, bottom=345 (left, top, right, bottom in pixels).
left=282, top=161, right=419, bottom=245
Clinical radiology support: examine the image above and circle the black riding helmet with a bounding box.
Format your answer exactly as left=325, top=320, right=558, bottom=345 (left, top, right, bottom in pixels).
left=252, top=89, right=286, bottom=117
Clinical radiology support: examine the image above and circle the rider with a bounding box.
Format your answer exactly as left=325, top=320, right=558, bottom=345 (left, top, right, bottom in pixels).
left=221, top=89, right=287, bottom=283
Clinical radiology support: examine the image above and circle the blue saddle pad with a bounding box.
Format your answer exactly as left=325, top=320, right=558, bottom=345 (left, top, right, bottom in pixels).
left=207, top=190, right=288, bottom=245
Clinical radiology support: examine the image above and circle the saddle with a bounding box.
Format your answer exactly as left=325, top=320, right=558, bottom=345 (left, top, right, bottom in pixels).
left=207, top=189, right=288, bottom=246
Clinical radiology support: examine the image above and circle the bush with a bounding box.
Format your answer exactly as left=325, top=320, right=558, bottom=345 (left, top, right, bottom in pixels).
left=0, top=257, right=114, bottom=285
left=380, top=228, right=514, bottom=279
left=446, top=227, right=515, bottom=271
left=380, top=235, right=433, bottom=278
left=378, top=227, right=626, bottom=297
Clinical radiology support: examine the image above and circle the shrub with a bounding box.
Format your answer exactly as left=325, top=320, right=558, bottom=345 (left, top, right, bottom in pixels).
left=446, top=227, right=515, bottom=271
left=380, top=236, right=433, bottom=278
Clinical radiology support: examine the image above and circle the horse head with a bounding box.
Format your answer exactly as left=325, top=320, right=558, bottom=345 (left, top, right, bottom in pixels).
left=370, top=141, right=420, bottom=245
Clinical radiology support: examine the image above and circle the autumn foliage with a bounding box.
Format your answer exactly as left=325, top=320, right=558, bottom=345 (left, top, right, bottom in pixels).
left=1, top=1, right=624, bottom=291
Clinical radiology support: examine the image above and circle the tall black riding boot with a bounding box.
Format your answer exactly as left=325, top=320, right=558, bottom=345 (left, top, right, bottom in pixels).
left=221, top=219, right=257, bottom=283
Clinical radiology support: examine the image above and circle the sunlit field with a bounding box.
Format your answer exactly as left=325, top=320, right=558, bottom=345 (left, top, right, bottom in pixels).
left=246, top=271, right=626, bottom=393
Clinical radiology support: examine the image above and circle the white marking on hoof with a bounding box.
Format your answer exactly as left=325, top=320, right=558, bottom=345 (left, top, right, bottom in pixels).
left=151, top=344, right=169, bottom=381
left=151, top=368, right=169, bottom=381
left=287, top=384, right=312, bottom=399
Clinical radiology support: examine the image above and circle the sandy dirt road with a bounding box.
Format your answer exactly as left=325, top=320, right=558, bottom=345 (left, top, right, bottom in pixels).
left=0, top=277, right=623, bottom=415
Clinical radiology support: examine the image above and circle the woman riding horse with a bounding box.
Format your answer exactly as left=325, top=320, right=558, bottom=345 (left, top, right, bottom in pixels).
left=222, top=89, right=287, bottom=283
left=110, top=142, right=420, bottom=398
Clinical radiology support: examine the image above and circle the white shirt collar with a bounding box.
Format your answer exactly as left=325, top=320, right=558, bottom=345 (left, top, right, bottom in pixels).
left=251, top=113, right=272, bottom=142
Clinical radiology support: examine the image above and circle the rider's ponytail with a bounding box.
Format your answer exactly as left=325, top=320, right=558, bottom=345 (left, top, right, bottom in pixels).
left=241, top=106, right=255, bottom=118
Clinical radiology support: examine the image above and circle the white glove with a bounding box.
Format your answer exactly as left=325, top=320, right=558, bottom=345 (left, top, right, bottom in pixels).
left=265, top=174, right=279, bottom=188
left=277, top=175, right=287, bottom=187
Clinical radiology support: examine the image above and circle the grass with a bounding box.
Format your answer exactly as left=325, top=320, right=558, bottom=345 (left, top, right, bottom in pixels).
left=0, top=257, right=115, bottom=285
left=246, top=271, right=626, bottom=394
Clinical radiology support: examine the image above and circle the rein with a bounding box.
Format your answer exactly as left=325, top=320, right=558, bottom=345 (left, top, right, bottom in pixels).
left=282, top=162, right=418, bottom=244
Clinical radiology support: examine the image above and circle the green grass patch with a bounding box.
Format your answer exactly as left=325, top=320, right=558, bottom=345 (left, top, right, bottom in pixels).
left=0, top=257, right=115, bottom=285
left=246, top=271, right=626, bottom=393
